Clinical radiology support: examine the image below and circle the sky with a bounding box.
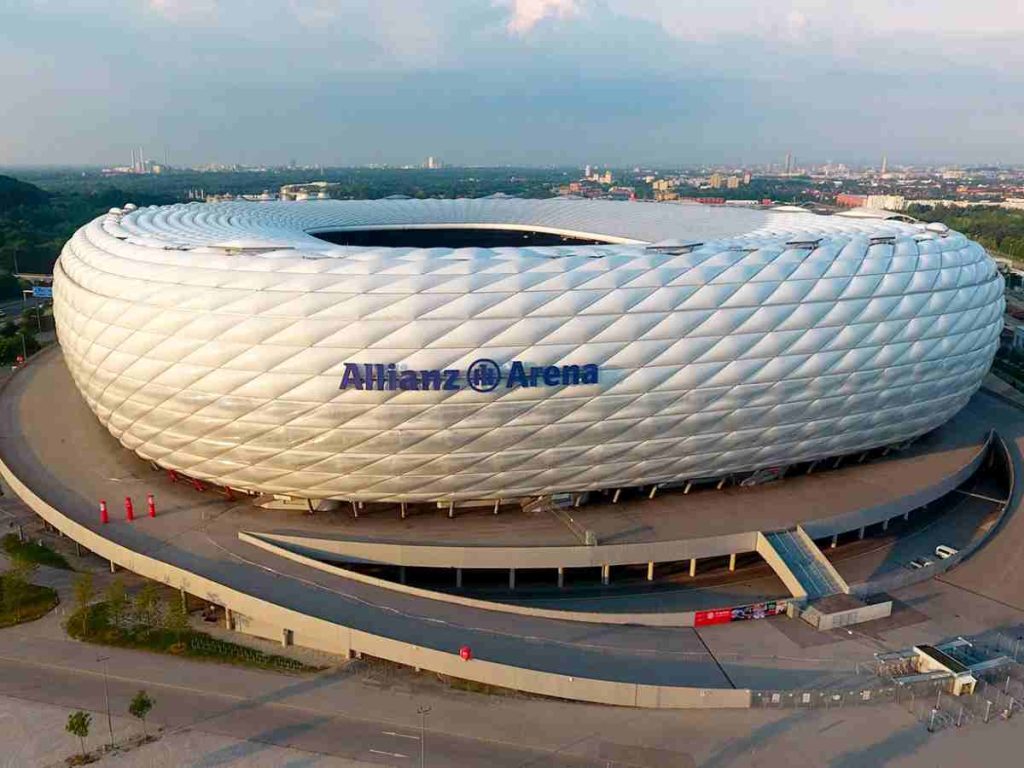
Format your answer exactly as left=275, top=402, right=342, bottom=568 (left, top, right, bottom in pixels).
left=1, top=0, right=1022, bottom=167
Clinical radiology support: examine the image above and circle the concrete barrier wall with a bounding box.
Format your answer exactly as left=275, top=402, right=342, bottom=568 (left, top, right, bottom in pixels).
left=241, top=531, right=704, bottom=627
left=0, top=451, right=752, bottom=709
left=259, top=530, right=759, bottom=570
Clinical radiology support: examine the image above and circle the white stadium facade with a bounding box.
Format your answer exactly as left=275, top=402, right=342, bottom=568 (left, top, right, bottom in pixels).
left=52, top=198, right=1004, bottom=505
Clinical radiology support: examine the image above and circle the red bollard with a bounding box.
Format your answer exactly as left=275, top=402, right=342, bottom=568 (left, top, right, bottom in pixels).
left=147, top=493, right=156, bottom=518
left=124, top=496, right=134, bottom=522
left=459, top=645, right=472, bottom=661
left=99, top=500, right=109, bottom=525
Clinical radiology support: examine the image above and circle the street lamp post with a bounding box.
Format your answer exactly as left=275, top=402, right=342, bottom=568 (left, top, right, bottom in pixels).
left=417, top=705, right=431, bottom=768
left=97, top=655, right=114, bottom=749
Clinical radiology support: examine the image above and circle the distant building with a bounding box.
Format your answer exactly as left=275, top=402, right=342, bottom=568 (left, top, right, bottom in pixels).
left=426, top=156, right=442, bottom=170
left=836, top=193, right=868, bottom=208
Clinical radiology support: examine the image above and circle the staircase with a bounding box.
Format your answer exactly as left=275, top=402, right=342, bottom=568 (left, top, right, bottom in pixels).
left=760, top=528, right=847, bottom=600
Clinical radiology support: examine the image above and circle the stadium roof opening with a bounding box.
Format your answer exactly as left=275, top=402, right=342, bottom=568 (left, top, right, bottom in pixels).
left=310, top=226, right=616, bottom=248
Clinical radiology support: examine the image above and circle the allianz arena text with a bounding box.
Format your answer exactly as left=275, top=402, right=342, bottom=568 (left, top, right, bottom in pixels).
left=52, top=198, right=1004, bottom=503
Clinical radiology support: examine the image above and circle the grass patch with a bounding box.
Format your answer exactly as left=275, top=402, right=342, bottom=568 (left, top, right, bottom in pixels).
left=2, top=533, right=72, bottom=570
left=67, top=602, right=323, bottom=674
left=0, top=581, right=59, bottom=628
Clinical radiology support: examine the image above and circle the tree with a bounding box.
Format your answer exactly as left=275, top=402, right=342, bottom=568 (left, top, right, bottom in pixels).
left=128, top=690, right=154, bottom=736
left=105, top=577, right=127, bottom=631
left=132, top=582, right=160, bottom=632
left=66, top=710, right=91, bottom=759
left=72, top=572, right=94, bottom=633
left=164, top=593, right=189, bottom=639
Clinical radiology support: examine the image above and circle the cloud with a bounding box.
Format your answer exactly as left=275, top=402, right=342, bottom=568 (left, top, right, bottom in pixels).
left=501, top=0, right=581, bottom=35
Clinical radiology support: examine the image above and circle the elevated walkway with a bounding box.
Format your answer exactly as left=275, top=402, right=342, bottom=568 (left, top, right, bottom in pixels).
left=757, top=527, right=849, bottom=600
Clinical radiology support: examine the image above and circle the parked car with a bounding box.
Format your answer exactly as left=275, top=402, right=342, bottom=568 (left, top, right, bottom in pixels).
left=935, top=544, right=959, bottom=560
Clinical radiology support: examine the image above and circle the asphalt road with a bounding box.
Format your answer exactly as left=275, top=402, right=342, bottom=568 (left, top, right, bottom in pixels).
left=0, top=655, right=607, bottom=767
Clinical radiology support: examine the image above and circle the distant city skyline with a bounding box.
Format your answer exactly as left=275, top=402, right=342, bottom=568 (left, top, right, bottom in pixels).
left=1, top=1, right=1022, bottom=167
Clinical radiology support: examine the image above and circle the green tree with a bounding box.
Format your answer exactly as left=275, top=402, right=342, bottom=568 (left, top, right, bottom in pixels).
left=128, top=690, right=154, bottom=736
left=105, top=577, right=127, bottom=631
left=72, top=572, right=94, bottom=633
left=66, top=710, right=91, bottom=759
left=164, top=593, right=189, bottom=639
left=132, top=582, right=160, bottom=632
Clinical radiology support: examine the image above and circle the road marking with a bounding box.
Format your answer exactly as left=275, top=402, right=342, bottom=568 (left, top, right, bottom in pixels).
left=369, top=748, right=408, bottom=758
left=382, top=730, right=420, bottom=740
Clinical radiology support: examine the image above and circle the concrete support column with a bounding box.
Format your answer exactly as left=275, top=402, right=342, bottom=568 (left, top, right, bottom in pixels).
left=180, top=588, right=188, bottom=612
left=729, top=553, right=737, bottom=571
left=399, top=566, right=406, bottom=585
left=448, top=501, right=455, bottom=519
left=557, top=567, right=565, bottom=588
left=904, top=510, right=911, bottom=521
left=75, top=542, right=82, bottom=557
left=508, top=569, right=516, bottom=590
left=281, top=628, right=292, bottom=647
left=806, top=461, right=818, bottom=475
left=648, top=485, right=658, bottom=500
left=601, top=564, right=610, bottom=585
left=831, top=534, right=838, bottom=549
left=455, top=568, right=463, bottom=589
left=716, top=477, right=726, bottom=490
left=647, top=561, right=655, bottom=581
left=689, top=558, right=697, bottom=577
left=493, top=499, right=501, bottom=515
left=573, top=494, right=583, bottom=508
left=400, top=502, right=407, bottom=519
left=833, top=456, right=843, bottom=468
left=612, top=488, right=621, bottom=504
left=109, top=559, right=116, bottom=574
left=350, top=500, right=359, bottom=518
left=224, top=608, right=234, bottom=631
left=858, top=526, right=866, bottom=540
left=882, top=518, right=889, bottom=531
left=684, top=481, right=693, bottom=494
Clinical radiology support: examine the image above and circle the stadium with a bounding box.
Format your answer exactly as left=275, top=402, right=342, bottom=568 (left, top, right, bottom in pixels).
left=0, top=195, right=1014, bottom=707
left=52, top=198, right=1004, bottom=506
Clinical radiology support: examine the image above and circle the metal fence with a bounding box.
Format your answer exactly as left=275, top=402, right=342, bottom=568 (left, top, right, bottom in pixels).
left=188, top=635, right=308, bottom=673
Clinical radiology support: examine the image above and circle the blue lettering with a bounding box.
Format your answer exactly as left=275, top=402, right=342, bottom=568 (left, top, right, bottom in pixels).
left=341, top=363, right=365, bottom=390
left=506, top=361, right=528, bottom=388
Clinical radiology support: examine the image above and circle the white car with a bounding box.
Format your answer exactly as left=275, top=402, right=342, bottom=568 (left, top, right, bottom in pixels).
left=935, top=545, right=959, bottom=560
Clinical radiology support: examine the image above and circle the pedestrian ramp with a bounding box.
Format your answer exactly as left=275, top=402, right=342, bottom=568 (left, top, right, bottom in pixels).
left=757, top=527, right=849, bottom=600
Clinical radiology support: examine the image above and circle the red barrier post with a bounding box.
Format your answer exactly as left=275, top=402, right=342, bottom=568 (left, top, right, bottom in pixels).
left=99, top=500, right=109, bottom=524
left=459, top=645, right=472, bottom=661
left=147, top=493, right=156, bottom=518
left=124, top=496, right=134, bottom=522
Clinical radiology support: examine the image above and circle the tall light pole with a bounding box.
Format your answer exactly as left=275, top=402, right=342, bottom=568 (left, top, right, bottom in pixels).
left=417, top=705, right=431, bottom=768
left=97, top=655, right=114, bottom=748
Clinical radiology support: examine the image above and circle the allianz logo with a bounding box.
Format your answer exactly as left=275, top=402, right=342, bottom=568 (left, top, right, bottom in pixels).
left=339, top=360, right=600, bottom=392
